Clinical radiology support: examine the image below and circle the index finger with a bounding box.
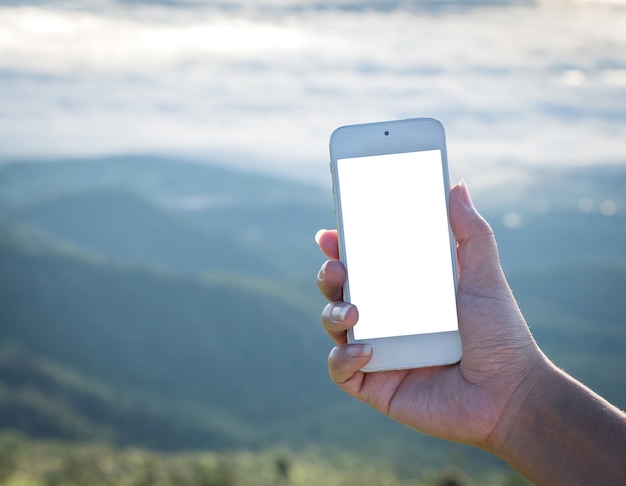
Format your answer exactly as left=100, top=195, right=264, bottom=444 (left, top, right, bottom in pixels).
left=315, top=229, right=340, bottom=260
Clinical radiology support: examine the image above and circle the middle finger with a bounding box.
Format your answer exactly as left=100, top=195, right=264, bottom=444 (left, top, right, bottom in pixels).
left=317, top=259, right=346, bottom=302
left=321, top=301, right=359, bottom=344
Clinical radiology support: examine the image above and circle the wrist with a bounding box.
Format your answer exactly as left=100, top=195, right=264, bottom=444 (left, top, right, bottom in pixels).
left=483, top=350, right=553, bottom=458
left=484, top=354, right=626, bottom=484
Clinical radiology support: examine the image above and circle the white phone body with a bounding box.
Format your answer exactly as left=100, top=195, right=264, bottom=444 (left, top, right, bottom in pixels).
left=329, top=118, right=462, bottom=372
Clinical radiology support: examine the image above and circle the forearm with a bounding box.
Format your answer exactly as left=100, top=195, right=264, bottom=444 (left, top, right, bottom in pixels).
left=489, top=357, right=626, bottom=485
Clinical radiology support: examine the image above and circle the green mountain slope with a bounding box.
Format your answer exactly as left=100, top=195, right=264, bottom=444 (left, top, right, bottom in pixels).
left=489, top=210, right=626, bottom=270
left=0, top=238, right=336, bottom=448
left=0, top=156, right=326, bottom=209
left=0, top=157, right=335, bottom=279
left=0, top=156, right=625, bottom=469
left=11, top=190, right=277, bottom=278
left=1, top=233, right=625, bottom=455
left=0, top=346, right=248, bottom=450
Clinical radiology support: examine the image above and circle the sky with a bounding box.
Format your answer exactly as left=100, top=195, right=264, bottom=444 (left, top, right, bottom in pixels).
left=0, top=0, right=625, bottom=187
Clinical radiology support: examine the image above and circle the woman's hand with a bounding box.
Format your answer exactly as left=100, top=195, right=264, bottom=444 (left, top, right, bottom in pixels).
left=316, top=180, right=544, bottom=449
left=317, top=180, right=626, bottom=484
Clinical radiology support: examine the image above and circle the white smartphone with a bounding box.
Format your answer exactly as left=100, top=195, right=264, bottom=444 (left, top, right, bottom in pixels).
left=329, top=117, right=462, bottom=372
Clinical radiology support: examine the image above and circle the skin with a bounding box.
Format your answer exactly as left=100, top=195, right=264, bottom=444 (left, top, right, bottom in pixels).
left=316, top=180, right=626, bottom=485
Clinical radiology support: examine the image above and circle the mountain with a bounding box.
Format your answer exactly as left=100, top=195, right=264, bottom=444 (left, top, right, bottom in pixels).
left=11, top=190, right=277, bottom=278
left=0, top=235, right=340, bottom=449
left=0, top=156, right=625, bottom=468
left=0, top=156, right=335, bottom=280
left=0, top=345, right=244, bottom=450
left=0, top=156, right=327, bottom=209
left=491, top=209, right=626, bottom=270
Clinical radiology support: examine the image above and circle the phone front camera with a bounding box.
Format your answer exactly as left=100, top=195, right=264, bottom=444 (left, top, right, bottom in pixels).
left=384, top=131, right=389, bottom=136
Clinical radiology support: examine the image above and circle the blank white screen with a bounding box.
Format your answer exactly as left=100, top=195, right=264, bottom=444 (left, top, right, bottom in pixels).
left=337, top=150, right=458, bottom=340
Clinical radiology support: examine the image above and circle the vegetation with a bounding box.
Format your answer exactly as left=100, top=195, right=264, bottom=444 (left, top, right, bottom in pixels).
left=0, top=433, right=530, bottom=486
left=0, top=157, right=624, bottom=483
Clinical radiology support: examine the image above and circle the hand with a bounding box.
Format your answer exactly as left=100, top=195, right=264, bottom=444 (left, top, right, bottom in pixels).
left=316, top=180, right=545, bottom=449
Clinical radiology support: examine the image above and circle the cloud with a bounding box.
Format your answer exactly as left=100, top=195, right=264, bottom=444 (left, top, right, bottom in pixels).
left=0, top=1, right=625, bottom=185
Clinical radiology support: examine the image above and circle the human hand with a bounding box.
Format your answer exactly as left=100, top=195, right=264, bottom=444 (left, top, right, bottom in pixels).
left=316, top=180, right=546, bottom=449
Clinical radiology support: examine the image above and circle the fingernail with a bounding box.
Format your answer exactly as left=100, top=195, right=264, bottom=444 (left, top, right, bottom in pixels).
left=315, top=229, right=327, bottom=245
left=317, top=262, right=327, bottom=282
left=459, top=179, right=474, bottom=209
left=330, top=303, right=350, bottom=322
left=346, top=344, right=372, bottom=358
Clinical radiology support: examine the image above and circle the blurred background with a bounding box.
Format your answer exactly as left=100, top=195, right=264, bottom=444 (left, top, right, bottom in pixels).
left=0, top=0, right=625, bottom=484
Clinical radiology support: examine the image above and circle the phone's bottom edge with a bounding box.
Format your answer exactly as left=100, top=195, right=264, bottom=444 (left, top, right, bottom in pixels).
left=353, top=330, right=462, bottom=373
left=360, top=354, right=462, bottom=373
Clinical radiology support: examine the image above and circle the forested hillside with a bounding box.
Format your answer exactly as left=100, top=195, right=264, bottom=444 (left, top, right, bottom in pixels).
left=0, top=157, right=625, bottom=482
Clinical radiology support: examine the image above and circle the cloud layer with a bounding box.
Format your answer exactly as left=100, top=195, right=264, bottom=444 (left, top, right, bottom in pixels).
left=1, top=0, right=625, bottom=186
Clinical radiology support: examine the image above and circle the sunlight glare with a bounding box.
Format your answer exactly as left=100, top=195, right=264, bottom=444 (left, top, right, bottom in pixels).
left=601, top=69, right=626, bottom=86
left=0, top=7, right=307, bottom=72
left=561, top=69, right=586, bottom=86
left=136, top=21, right=306, bottom=55
left=600, top=200, right=617, bottom=216
left=10, top=7, right=76, bottom=35
left=503, top=212, right=523, bottom=229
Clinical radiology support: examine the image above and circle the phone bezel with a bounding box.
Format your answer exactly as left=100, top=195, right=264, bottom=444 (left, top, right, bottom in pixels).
left=329, top=117, right=462, bottom=372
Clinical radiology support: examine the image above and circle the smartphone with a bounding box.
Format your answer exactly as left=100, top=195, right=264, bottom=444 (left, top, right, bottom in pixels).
left=329, top=117, right=462, bottom=372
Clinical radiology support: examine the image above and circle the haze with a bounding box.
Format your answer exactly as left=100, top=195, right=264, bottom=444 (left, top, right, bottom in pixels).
left=0, top=0, right=625, bottom=186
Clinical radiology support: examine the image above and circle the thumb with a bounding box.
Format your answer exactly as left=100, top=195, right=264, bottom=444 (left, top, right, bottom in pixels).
left=449, top=180, right=506, bottom=292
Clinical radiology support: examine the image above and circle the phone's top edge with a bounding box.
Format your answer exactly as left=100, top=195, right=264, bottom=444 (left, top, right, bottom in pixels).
left=329, top=117, right=446, bottom=160
left=329, top=117, right=444, bottom=141
left=331, top=116, right=442, bottom=131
